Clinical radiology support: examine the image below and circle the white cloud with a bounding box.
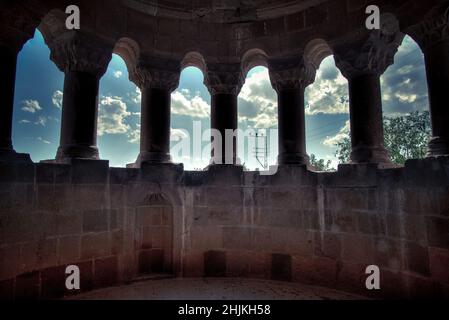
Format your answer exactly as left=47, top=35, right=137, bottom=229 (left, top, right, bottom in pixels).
left=98, top=96, right=131, bottom=136
left=396, top=92, right=417, bottom=103
left=323, top=120, right=350, bottom=147
left=171, top=90, right=210, bottom=118
left=47, top=116, right=60, bottom=122
left=130, top=87, right=142, bottom=104
left=37, top=137, right=51, bottom=144
left=21, top=100, right=42, bottom=113
left=171, top=128, right=189, bottom=141
left=114, top=71, right=123, bottom=79
left=52, top=90, right=63, bottom=109
left=381, top=36, right=428, bottom=116
left=19, top=119, right=31, bottom=124
left=305, top=57, right=349, bottom=115
left=127, top=125, right=140, bottom=144
left=35, top=116, right=47, bottom=126
left=238, top=68, right=277, bottom=129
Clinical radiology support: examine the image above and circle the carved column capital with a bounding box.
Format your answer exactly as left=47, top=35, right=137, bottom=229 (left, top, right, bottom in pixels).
left=334, top=16, right=404, bottom=79
left=407, top=4, right=449, bottom=51
left=268, top=56, right=316, bottom=92
left=48, top=32, right=113, bottom=77
left=130, top=57, right=180, bottom=91
left=204, top=63, right=244, bottom=95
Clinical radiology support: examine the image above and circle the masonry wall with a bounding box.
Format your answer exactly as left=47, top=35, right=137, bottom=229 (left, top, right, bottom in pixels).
left=0, top=158, right=448, bottom=300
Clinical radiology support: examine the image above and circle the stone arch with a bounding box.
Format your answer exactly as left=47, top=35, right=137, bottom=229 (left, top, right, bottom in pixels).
left=403, top=4, right=448, bottom=52
left=304, top=39, right=333, bottom=70
left=135, top=192, right=174, bottom=275
left=113, top=37, right=141, bottom=76
left=181, top=51, right=207, bottom=75
left=241, top=48, right=269, bottom=78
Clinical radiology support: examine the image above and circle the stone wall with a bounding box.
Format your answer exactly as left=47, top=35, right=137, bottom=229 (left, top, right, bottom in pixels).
left=0, top=158, right=448, bottom=299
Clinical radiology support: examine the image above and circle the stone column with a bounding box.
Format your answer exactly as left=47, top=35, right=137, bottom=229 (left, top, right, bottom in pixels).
left=0, top=8, right=37, bottom=163
left=0, top=45, right=21, bottom=157
left=334, top=23, right=403, bottom=164
left=205, top=63, right=243, bottom=165
left=130, top=58, right=180, bottom=165
left=269, top=57, right=316, bottom=165
left=408, top=5, right=449, bottom=157
left=48, top=32, right=113, bottom=161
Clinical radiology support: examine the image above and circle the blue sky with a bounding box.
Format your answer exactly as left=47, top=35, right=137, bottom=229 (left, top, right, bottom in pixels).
left=13, top=31, right=428, bottom=170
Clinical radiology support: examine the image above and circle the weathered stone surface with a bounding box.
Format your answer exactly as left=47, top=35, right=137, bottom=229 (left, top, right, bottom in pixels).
left=58, top=236, right=81, bottom=265
left=429, top=247, right=449, bottom=284
left=94, top=256, right=118, bottom=289
left=0, top=279, right=14, bottom=300
left=341, top=234, right=374, bottom=264
left=0, top=0, right=448, bottom=299
left=81, top=233, right=110, bottom=259
left=226, top=250, right=251, bottom=278
left=292, top=256, right=338, bottom=288
left=426, top=216, right=449, bottom=248
left=41, top=265, right=66, bottom=299
left=83, top=210, right=108, bottom=233
left=0, top=157, right=448, bottom=300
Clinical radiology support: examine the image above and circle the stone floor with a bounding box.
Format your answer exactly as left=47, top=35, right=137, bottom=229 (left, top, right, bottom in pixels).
left=69, top=278, right=367, bottom=300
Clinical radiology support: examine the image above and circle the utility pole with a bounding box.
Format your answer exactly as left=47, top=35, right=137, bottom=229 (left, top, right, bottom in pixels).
left=250, top=131, right=268, bottom=170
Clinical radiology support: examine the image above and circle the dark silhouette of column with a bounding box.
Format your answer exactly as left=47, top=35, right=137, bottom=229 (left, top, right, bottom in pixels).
left=269, top=57, right=316, bottom=165
left=48, top=32, right=113, bottom=161
left=409, top=5, right=449, bottom=157
left=0, top=46, right=20, bottom=153
left=130, top=57, right=180, bottom=166
left=205, top=63, right=243, bottom=165
left=334, top=25, right=403, bottom=165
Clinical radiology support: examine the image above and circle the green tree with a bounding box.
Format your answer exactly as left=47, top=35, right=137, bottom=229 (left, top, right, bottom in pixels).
left=384, top=111, right=431, bottom=164
left=334, top=111, right=431, bottom=165
left=335, top=136, right=351, bottom=164
left=310, top=154, right=334, bottom=171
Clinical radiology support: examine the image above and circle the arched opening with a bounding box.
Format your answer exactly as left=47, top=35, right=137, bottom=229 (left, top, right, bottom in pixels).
left=13, top=28, right=64, bottom=162
left=238, top=65, right=278, bottom=171
left=98, top=53, right=140, bottom=167
left=238, top=49, right=278, bottom=171
left=305, top=54, right=349, bottom=170
left=380, top=35, right=430, bottom=164
left=171, top=63, right=211, bottom=170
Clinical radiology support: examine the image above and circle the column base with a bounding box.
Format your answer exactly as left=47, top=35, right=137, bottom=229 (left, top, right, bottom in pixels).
left=205, top=163, right=244, bottom=184
left=209, top=156, right=242, bottom=166
left=427, top=136, right=449, bottom=157
left=128, top=151, right=172, bottom=168
left=277, top=153, right=310, bottom=165
left=0, top=148, right=32, bottom=163
left=55, top=144, right=100, bottom=162
left=350, top=145, right=391, bottom=165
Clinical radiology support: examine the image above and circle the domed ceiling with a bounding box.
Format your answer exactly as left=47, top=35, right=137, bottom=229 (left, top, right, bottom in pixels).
left=121, top=0, right=328, bottom=22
